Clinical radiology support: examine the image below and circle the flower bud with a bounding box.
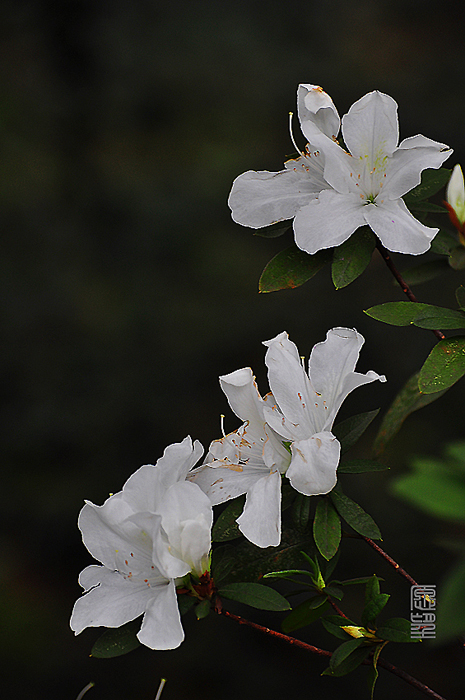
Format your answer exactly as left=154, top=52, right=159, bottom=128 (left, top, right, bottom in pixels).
left=445, top=164, right=465, bottom=244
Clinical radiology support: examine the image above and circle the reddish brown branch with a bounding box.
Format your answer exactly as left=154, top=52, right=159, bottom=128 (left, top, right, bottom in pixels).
left=361, top=536, right=418, bottom=586
left=217, top=607, right=447, bottom=700
left=375, top=241, right=446, bottom=341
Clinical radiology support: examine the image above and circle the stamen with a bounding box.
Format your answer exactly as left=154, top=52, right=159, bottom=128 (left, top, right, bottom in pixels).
left=288, top=112, right=305, bottom=157
left=220, top=414, right=226, bottom=437
left=155, top=678, right=167, bottom=700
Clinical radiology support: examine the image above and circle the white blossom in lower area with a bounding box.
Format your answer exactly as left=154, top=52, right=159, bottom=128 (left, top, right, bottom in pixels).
left=188, top=368, right=290, bottom=548
left=263, top=329, right=386, bottom=497
left=70, top=437, right=212, bottom=650
left=190, top=330, right=385, bottom=549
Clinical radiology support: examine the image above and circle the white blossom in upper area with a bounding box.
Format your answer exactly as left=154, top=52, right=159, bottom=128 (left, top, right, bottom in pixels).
left=229, top=84, right=452, bottom=256
left=70, top=437, right=212, bottom=650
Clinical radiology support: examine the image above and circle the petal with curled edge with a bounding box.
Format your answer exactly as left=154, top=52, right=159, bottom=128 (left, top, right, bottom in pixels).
left=287, top=433, right=340, bottom=496
left=297, top=83, right=340, bottom=143
left=237, top=469, right=282, bottom=548
left=219, top=367, right=265, bottom=426
left=386, top=134, right=452, bottom=200
left=70, top=565, right=155, bottom=634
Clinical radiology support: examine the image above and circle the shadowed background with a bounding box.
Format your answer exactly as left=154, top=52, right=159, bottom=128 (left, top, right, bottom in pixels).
left=1, top=1, right=465, bottom=698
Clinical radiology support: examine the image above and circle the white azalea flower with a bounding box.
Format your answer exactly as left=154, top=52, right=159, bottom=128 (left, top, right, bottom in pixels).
left=263, top=329, right=386, bottom=497
left=229, top=85, right=452, bottom=256
left=70, top=437, right=213, bottom=650
left=445, top=164, right=465, bottom=242
left=188, top=368, right=290, bottom=548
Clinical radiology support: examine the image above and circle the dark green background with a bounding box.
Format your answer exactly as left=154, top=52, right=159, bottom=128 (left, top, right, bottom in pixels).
left=1, top=1, right=464, bottom=698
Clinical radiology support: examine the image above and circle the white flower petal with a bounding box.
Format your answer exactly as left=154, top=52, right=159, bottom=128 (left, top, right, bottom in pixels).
left=228, top=167, right=321, bottom=228
left=386, top=134, right=452, bottom=199
left=153, top=436, right=204, bottom=489
left=188, top=460, right=267, bottom=504
left=293, top=189, right=366, bottom=254
left=219, top=367, right=264, bottom=425
left=287, top=433, right=340, bottom=496
left=363, top=198, right=438, bottom=254
left=237, top=470, right=282, bottom=548
left=342, top=91, right=399, bottom=160
left=70, top=565, right=153, bottom=634
left=297, top=83, right=340, bottom=142
left=308, top=328, right=385, bottom=430
left=137, top=579, right=185, bottom=650
left=264, top=331, right=315, bottom=433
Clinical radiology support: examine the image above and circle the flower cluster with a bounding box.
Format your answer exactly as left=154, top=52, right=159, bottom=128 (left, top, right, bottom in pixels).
left=229, top=84, right=452, bottom=255
left=71, top=327, right=385, bottom=648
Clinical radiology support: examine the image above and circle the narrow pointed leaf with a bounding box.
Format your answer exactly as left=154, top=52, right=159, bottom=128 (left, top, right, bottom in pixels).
left=323, top=642, right=371, bottom=676
left=361, top=593, right=390, bottom=627
left=449, top=246, right=465, bottom=270
left=321, top=614, right=357, bottom=640
left=292, top=493, right=312, bottom=530
left=418, top=336, right=465, bottom=393
left=91, top=620, right=141, bottom=658
left=373, top=372, right=447, bottom=455
left=456, top=286, right=465, bottom=310
left=259, top=245, right=331, bottom=293
left=407, top=201, right=447, bottom=213
left=211, top=544, right=236, bottom=585
left=403, top=167, right=451, bottom=203
left=399, top=259, right=449, bottom=286
left=195, top=599, right=211, bottom=619
left=330, top=491, right=381, bottom=540
left=212, top=496, right=245, bottom=542
left=332, top=409, right=379, bottom=455
left=218, top=582, right=291, bottom=611
left=313, top=498, right=341, bottom=560
left=413, top=308, right=465, bottom=330
left=331, top=227, right=375, bottom=289
left=329, top=638, right=365, bottom=672
left=377, top=617, right=419, bottom=643
left=365, top=301, right=465, bottom=329
left=338, top=459, right=389, bottom=474
left=430, top=229, right=458, bottom=255
left=178, top=595, right=197, bottom=616
left=281, top=599, right=330, bottom=633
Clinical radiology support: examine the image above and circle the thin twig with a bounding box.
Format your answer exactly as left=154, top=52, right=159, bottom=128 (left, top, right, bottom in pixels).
left=361, top=535, right=418, bottom=586
left=217, top=608, right=448, bottom=700
left=375, top=241, right=445, bottom=341
left=327, top=597, right=349, bottom=618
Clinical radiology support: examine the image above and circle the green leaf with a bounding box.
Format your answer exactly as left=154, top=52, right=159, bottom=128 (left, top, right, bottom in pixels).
left=253, top=222, right=291, bottom=238
left=322, top=585, right=343, bottom=600
left=365, top=574, right=380, bottom=603
left=211, top=544, right=236, bottom=585
left=329, top=638, right=366, bottom=672
left=218, top=582, right=291, bottom=611
left=403, top=167, right=451, bottom=203
left=365, top=301, right=465, bottom=329
left=335, top=576, right=385, bottom=587
left=195, top=599, right=211, bottom=619
left=430, top=229, right=458, bottom=255
left=313, top=498, right=341, bottom=560
left=367, top=643, right=386, bottom=700
left=292, top=493, right=312, bottom=530
left=91, top=620, right=141, bottom=658
left=377, top=617, right=419, bottom=643
left=449, top=245, right=465, bottom=270
left=323, top=640, right=371, bottom=676
left=392, top=446, right=465, bottom=521
left=407, top=201, right=447, bottom=213
left=259, top=246, right=331, bottom=293
left=281, top=599, right=330, bottom=633
left=373, top=372, right=447, bottom=456
left=224, top=526, right=316, bottom=583
left=398, top=259, right=449, bottom=286
left=361, top=593, right=390, bottom=628
left=332, top=409, right=380, bottom=455
left=322, top=549, right=340, bottom=580
left=331, top=228, right=375, bottom=289
left=418, top=336, right=465, bottom=393
left=177, top=594, right=197, bottom=615
left=321, top=614, right=357, bottom=640
left=212, top=496, right=245, bottom=542
left=330, top=491, right=381, bottom=540
left=456, top=286, right=465, bottom=310
left=435, top=557, right=465, bottom=643
left=338, top=459, right=389, bottom=474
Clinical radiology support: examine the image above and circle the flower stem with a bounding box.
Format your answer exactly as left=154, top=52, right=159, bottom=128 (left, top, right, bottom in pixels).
left=361, top=535, right=418, bottom=586
left=217, top=608, right=447, bottom=700
left=375, top=241, right=445, bottom=341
